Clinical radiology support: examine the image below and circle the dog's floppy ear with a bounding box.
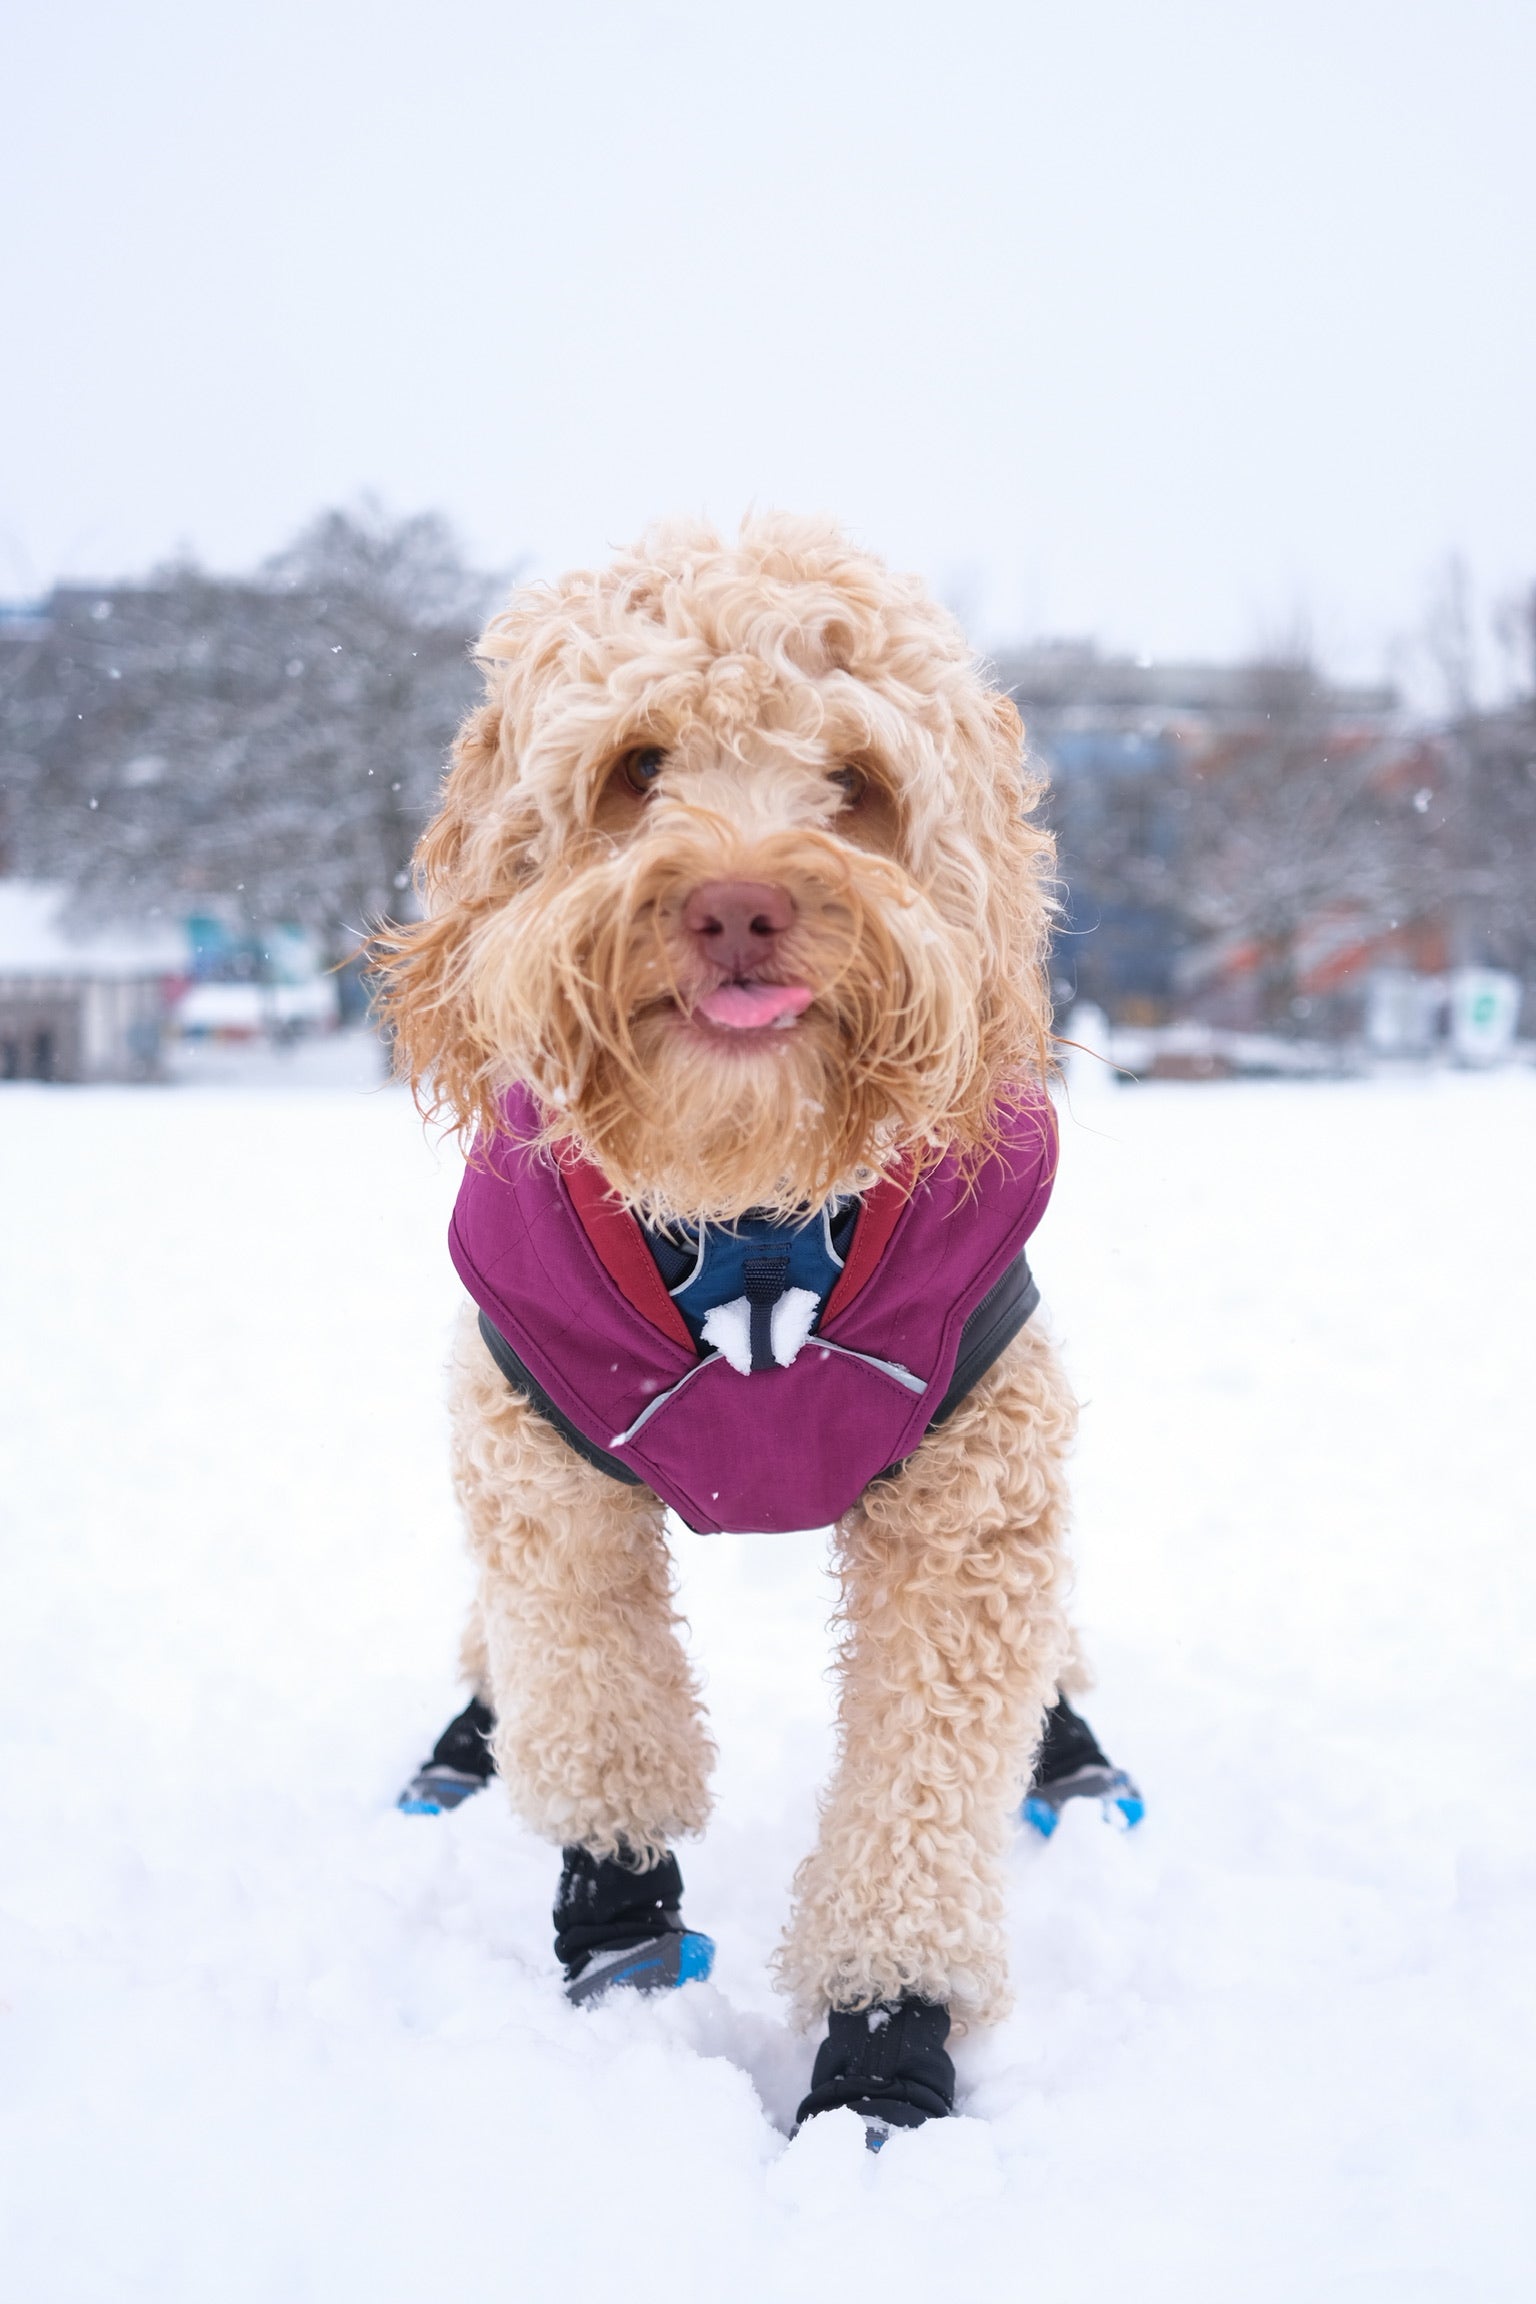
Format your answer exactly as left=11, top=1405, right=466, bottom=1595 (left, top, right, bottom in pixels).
left=948, top=686, right=1058, bottom=1107
left=372, top=693, right=537, bottom=1136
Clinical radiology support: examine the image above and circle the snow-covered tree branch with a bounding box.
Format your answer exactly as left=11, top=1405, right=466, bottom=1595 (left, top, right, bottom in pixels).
left=2, top=504, right=497, bottom=959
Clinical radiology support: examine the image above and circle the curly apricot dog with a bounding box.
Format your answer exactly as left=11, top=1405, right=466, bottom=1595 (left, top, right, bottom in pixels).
left=379, top=514, right=1095, bottom=2139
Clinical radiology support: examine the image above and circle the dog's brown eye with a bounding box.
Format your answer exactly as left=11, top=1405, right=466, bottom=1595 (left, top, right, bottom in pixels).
left=829, top=764, right=867, bottom=804
left=621, top=746, right=667, bottom=795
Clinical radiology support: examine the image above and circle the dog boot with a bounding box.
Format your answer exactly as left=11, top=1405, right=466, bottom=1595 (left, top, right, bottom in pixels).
left=397, top=1694, right=498, bottom=1813
left=554, top=1844, right=716, bottom=2006
left=796, top=1998, right=955, bottom=2150
left=1022, top=1693, right=1145, bottom=1836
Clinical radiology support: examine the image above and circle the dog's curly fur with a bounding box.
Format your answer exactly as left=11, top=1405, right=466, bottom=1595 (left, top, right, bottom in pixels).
left=377, top=512, right=1080, bottom=2028
left=378, top=512, right=1056, bottom=1220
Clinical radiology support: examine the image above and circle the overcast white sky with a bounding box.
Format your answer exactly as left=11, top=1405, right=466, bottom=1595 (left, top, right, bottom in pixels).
left=2, top=0, right=1532, bottom=686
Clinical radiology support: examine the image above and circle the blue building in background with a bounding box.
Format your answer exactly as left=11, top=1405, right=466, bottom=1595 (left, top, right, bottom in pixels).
left=1038, top=724, right=1185, bottom=1013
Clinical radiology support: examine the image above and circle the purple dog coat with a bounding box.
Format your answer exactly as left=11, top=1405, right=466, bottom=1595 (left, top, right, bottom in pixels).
left=449, top=1083, right=1058, bottom=1535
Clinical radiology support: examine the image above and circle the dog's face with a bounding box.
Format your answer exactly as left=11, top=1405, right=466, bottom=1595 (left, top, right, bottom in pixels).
left=382, top=515, right=1055, bottom=1221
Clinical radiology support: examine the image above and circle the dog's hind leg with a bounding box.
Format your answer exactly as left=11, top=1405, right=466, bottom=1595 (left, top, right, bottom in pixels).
left=448, top=1305, right=715, bottom=1865
left=779, top=1321, right=1077, bottom=2037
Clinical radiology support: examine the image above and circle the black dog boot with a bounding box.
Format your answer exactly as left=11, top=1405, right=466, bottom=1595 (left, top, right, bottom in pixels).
left=397, top=1694, right=499, bottom=1813
left=554, top=1844, right=716, bottom=2006
left=1022, top=1692, right=1145, bottom=1836
left=796, top=1997, right=955, bottom=2149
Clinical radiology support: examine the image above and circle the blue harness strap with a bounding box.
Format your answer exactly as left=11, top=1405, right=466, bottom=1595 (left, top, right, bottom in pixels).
left=651, top=1204, right=851, bottom=1359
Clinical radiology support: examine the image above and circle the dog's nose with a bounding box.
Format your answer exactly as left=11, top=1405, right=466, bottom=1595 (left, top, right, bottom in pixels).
left=681, top=880, right=795, bottom=975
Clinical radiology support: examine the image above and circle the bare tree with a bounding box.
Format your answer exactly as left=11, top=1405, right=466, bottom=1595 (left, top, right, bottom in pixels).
left=1491, top=581, right=1536, bottom=702
left=1405, top=572, right=1536, bottom=978
left=1007, top=643, right=1431, bottom=1027
left=1424, top=554, right=1477, bottom=721
left=1174, top=658, right=1433, bottom=1025
left=2, top=504, right=496, bottom=958
left=1432, top=705, right=1536, bottom=979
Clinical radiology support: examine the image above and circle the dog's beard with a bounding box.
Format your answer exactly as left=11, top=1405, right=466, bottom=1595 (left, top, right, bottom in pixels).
left=612, top=998, right=896, bottom=1221
left=462, top=822, right=988, bottom=1222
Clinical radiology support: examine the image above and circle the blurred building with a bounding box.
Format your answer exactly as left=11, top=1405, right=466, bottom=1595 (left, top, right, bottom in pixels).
left=0, top=882, right=345, bottom=1080
left=173, top=911, right=340, bottom=1041
left=996, top=640, right=1427, bottom=1031
left=0, top=880, right=186, bottom=1081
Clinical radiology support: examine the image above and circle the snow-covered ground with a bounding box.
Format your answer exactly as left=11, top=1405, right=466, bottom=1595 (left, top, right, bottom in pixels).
left=2, top=1060, right=1533, bottom=2302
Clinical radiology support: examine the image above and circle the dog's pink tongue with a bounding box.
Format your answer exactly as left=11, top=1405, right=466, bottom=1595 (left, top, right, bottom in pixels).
left=697, top=982, right=813, bottom=1030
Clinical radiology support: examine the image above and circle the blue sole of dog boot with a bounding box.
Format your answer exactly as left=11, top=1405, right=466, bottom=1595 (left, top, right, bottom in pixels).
left=1022, top=1765, right=1145, bottom=1837
left=397, top=1766, right=489, bottom=1814
left=565, top=1930, right=716, bottom=2006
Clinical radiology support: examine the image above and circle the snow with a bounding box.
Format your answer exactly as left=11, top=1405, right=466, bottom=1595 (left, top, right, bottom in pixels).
left=2, top=1062, right=1533, bottom=2301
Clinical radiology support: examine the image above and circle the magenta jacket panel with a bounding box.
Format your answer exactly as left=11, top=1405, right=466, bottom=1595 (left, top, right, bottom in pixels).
left=449, top=1085, right=1057, bottom=1534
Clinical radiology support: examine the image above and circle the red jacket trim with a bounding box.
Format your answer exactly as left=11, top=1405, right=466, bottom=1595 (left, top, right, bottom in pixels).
left=559, top=1149, right=912, bottom=1348
left=559, top=1155, right=695, bottom=1351
left=821, top=1175, right=910, bottom=1324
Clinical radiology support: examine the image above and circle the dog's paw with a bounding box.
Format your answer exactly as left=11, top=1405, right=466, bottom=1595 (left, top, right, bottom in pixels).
left=795, top=1998, right=955, bottom=2142
left=396, top=1764, right=491, bottom=1814
left=397, top=1695, right=498, bottom=1812
left=564, top=1930, right=716, bottom=2006
left=1021, top=1764, right=1145, bottom=1838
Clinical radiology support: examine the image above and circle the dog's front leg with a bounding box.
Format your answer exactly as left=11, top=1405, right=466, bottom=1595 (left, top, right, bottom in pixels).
left=448, top=1307, right=715, bottom=1862
left=779, top=1322, right=1077, bottom=2032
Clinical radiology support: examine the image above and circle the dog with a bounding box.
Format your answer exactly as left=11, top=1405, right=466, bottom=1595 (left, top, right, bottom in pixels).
left=378, top=513, right=1127, bottom=2141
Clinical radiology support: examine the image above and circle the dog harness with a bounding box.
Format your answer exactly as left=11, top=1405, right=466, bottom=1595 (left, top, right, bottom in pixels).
left=450, top=1082, right=1058, bottom=1535
left=645, top=1200, right=855, bottom=1371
